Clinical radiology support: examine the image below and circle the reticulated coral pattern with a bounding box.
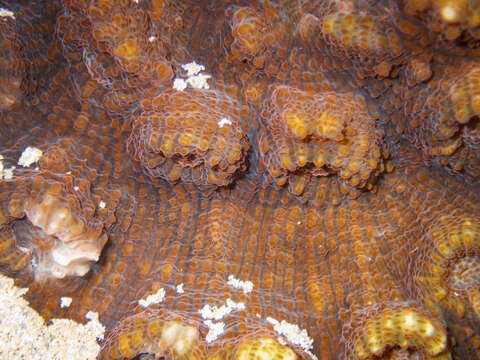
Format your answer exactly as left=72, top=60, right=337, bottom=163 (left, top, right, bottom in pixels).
left=127, top=89, right=250, bottom=187
left=258, top=85, right=386, bottom=195
left=0, top=0, right=480, bottom=360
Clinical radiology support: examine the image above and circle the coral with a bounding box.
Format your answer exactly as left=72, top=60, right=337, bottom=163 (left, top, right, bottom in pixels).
left=0, top=1, right=480, bottom=360
left=235, top=337, right=298, bottom=360
left=321, top=11, right=402, bottom=58
left=227, top=3, right=287, bottom=71
left=400, top=63, right=480, bottom=177
left=403, top=0, right=480, bottom=43
left=229, top=7, right=269, bottom=68
left=56, top=0, right=184, bottom=113
left=259, top=86, right=386, bottom=195
left=0, top=20, right=25, bottom=109
left=100, top=311, right=204, bottom=360
left=127, top=89, right=250, bottom=187
left=344, top=302, right=448, bottom=360
left=0, top=172, right=108, bottom=281
left=415, top=217, right=480, bottom=318
left=314, top=7, right=405, bottom=79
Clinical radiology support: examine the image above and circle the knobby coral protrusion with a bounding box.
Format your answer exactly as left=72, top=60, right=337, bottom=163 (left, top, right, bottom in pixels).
left=128, top=89, right=249, bottom=187
left=259, top=86, right=386, bottom=195
left=229, top=7, right=269, bottom=68
left=0, top=173, right=107, bottom=281
left=404, top=63, right=480, bottom=177
left=100, top=311, right=204, bottom=360
left=235, top=337, right=298, bottom=360
left=416, top=217, right=480, bottom=318
left=343, top=302, right=449, bottom=360
left=403, top=0, right=480, bottom=43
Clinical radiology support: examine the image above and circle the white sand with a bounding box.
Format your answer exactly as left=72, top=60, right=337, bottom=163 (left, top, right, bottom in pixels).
left=0, top=274, right=105, bottom=360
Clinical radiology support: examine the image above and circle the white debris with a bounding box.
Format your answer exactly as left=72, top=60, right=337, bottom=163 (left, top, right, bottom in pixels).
left=173, top=78, right=188, bottom=91
left=0, top=273, right=105, bottom=359
left=1, top=156, right=15, bottom=180
left=0, top=8, right=15, bottom=20
left=173, top=61, right=211, bottom=91
left=60, top=297, right=72, bottom=308
left=17, top=246, right=30, bottom=253
left=138, top=288, right=166, bottom=307
left=74, top=186, right=79, bottom=191
left=306, top=350, right=319, bottom=360
left=181, top=61, right=205, bottom=77
left=4, top=167, right=15, bottom=179
left=266, top=317, right=315, bottom=357
left=256, top=313, right=261, bottom=318
left=186, top=73, right=211, bottom=90
left=199, top=298, right=245, bottom=321
left=199, top=298, right=245, bottom=344
left=227, top=274, right=253, bottom=294
left=203, top=320, right=225, bottom=343
left=18, top=146, right=42, bottom=167
left=98, top=201, right=106, bottom=209
left=218, top=117, right=233, bottom=128
left=148, top=35, right=157, bottom=42
left=176, top=283, right=184, bottom=294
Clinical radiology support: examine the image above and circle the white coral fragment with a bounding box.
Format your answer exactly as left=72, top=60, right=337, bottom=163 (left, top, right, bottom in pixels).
left=203, top=320, right=225, bottom=344
left=3, top=166, right=14, bottom=179
left=0, top=156, right=13, bottom=180
left=60, top=297, right=72, bottom=308
left=199, top=298, right=245, bottom=343
left=199, top=298, right=245, bottom=321
left=176, top=283, right=184, bottom=294
left=18, top=146, right=43, bottom=167
left=173, top=78, right=188, bottom=91
left=0, top=8, right=15, bottom=20
left=181, top=61, right=205, bottom=77
left=218, top=117, right=233, bottom=128
left=186, top=73, right=211, bottom=90
left=227, top=274, right=253, bottom=294
left=173, top=61, right=211, bottom=91
left=138, top=288, right=166, bottom=307
left=266, top=317, right=316, bottom=358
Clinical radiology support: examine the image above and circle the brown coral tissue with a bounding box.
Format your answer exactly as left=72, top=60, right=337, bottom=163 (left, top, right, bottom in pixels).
left=1, top=0, right=480, bottom=359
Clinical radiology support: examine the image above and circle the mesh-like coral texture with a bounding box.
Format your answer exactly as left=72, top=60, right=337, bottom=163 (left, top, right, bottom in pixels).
left=128, top=89, right=249, bottom=187
left=0, top=172, right=107, bottom=281
left=259, top=86, right=385, bottom=195
left=415, top=217, right=480, bottom=318
left=343, top=302, right=448, bottom=360
left=101, top=311, right=204, bottom=360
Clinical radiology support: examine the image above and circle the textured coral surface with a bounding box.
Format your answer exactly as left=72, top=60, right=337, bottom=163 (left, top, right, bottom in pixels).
left=1, top=0, right=480, bottom=359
